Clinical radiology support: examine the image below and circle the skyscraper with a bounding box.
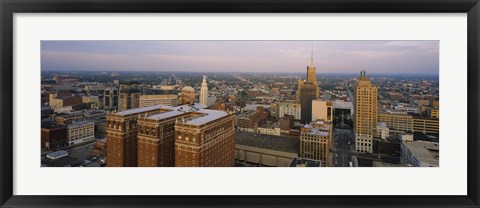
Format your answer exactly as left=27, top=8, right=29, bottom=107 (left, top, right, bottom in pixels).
left=355, top=70, right=378, bottom=153
left=298, top=46, right=320, bottom=124
left=200, top=75, right=208, bottom=106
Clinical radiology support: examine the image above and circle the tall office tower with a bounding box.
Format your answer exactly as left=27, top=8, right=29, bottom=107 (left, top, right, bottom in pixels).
left=106, top=105, right=166, bottom=167
left=298, top=46, right=320, bottom=124
left=118, top=87, right=141, bottom=112
left=103, top=87, right=118, bottom=109
left=300, top=120, right=332, bottom=166
left=355, top=70, right=378, bottom=153
left=175, top=109, right=235, bottom=167
left=200, top=75, right=208, bottom=106
left=137, top=108, right=190, bottom=167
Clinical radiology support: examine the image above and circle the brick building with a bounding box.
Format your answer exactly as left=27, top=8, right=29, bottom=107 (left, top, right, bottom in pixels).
left=106, top=105, right=167, bottom=167
left=137, top=109, right=191, bottom=167
left=91, top=138, right=107, bottom=156
left=175, top=109, right=235, bottom=167
left=41, top=123, right=67, bottom=151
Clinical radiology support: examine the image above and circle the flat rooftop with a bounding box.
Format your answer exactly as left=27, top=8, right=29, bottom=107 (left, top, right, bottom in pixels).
left=289, top=157, right=321, bottom=167
left=116, top=104, right=164, bottom=116
left=185, top=109, right=229, bottom=126
left=404, top=140, right=439, bottom=167
left=372, top=161, right=404, bottom=167
left=235, top=131, right=299, bottom=154
left=68, top=120, right=94, bottom=128
left=147, top=110, right=186, bottom=120
left=115, top=103, right=207, bottom=116
left=334, top=100, right=354, bottom=109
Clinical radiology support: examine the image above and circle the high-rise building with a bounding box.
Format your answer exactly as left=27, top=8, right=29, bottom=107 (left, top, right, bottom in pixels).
left=311, top=99, right=333, bottom=123
left=355, top=70, right=378, bottom=153
left=137, top=108, right=191, bottom=167
left=118, top=87, right=141, bottom=112
left=300, top=120, right=332, bottom=166
left=298, top=46, right=320, bottom=124
left=106, top=105, right=167, bottom=167
left=175, top=109, right=235, bottom=167
left=103, top=87, right=118, bottom=109
left=139, top=94, right=178, bottom=107
left=200, top=75, right=208, bottom=106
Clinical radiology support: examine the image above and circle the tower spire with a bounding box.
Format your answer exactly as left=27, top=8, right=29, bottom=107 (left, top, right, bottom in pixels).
left=310, top=43, right=314, bottom=66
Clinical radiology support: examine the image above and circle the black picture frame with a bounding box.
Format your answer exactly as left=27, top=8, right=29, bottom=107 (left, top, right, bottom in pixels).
left=1, top=0, right=479, bottom=207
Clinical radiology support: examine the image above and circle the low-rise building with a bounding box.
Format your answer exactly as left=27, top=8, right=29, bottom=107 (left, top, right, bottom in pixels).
left=400, top=140, right=439, bottom=167
left=67, top=120, right=95, bottom=146
left=41, top=123, right=67, bottom=151
left=278, top=102, right=301, bottom=120
left=139, top=94, right=178, bottom=107
left=235, top=131, right=299, bottom=167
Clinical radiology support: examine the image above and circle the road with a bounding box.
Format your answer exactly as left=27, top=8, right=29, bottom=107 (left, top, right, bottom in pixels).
left=331, top=128, right=399, bottom=167
left=332, top=128, right=354, bottom=167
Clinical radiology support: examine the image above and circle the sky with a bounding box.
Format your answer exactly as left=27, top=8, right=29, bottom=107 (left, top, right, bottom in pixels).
left=41, top=40, right=439, bottom=75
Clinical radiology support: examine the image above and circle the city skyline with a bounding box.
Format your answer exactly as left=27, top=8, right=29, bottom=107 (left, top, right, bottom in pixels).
left=41, top=40, right=439, bottom=75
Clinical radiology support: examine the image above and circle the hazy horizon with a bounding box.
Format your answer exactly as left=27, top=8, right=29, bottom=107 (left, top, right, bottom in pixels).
left=41, top=40, right=439, bottom=75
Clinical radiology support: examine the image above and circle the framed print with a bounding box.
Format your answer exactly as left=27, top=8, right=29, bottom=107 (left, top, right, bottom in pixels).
left=1, top=0, right=479, bottom=207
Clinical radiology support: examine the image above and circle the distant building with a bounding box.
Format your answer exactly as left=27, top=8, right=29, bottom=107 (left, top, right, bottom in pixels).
left=139, top=94, right=178, bottom=107
left=236, top=106, right=268, bottom=130
left=67, top=120, right=95, bottom=146
left=143, top=85, right=177, bottom=95
left=311, top=99, right=333, bottom=123
left=377, top=111, right=413, bottom=133
left=401, top=140, right=439, bottom=167
left=41, top=123, right=67, bottom=150
left=178, top=86, right=196, bottom=105
left=118, top=86, right=141, bottom=111
left=412, top=117, right=439, bottom=134
left=278, top=102, right=301, bottom=120
left=52, top=112, right=84, bottom=125
left=49, top=93, right=82, bottom=108
left=200, top=75, right=209, bottom=106
left=334, top=100, right=354, bottom=116
left=355, top=70, right=378, bottom=153
left=103, top=87, right=118, bottom=109
left=175, top=109, right=235, bottom=167
left=300, top=120, right=332, bottom=166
